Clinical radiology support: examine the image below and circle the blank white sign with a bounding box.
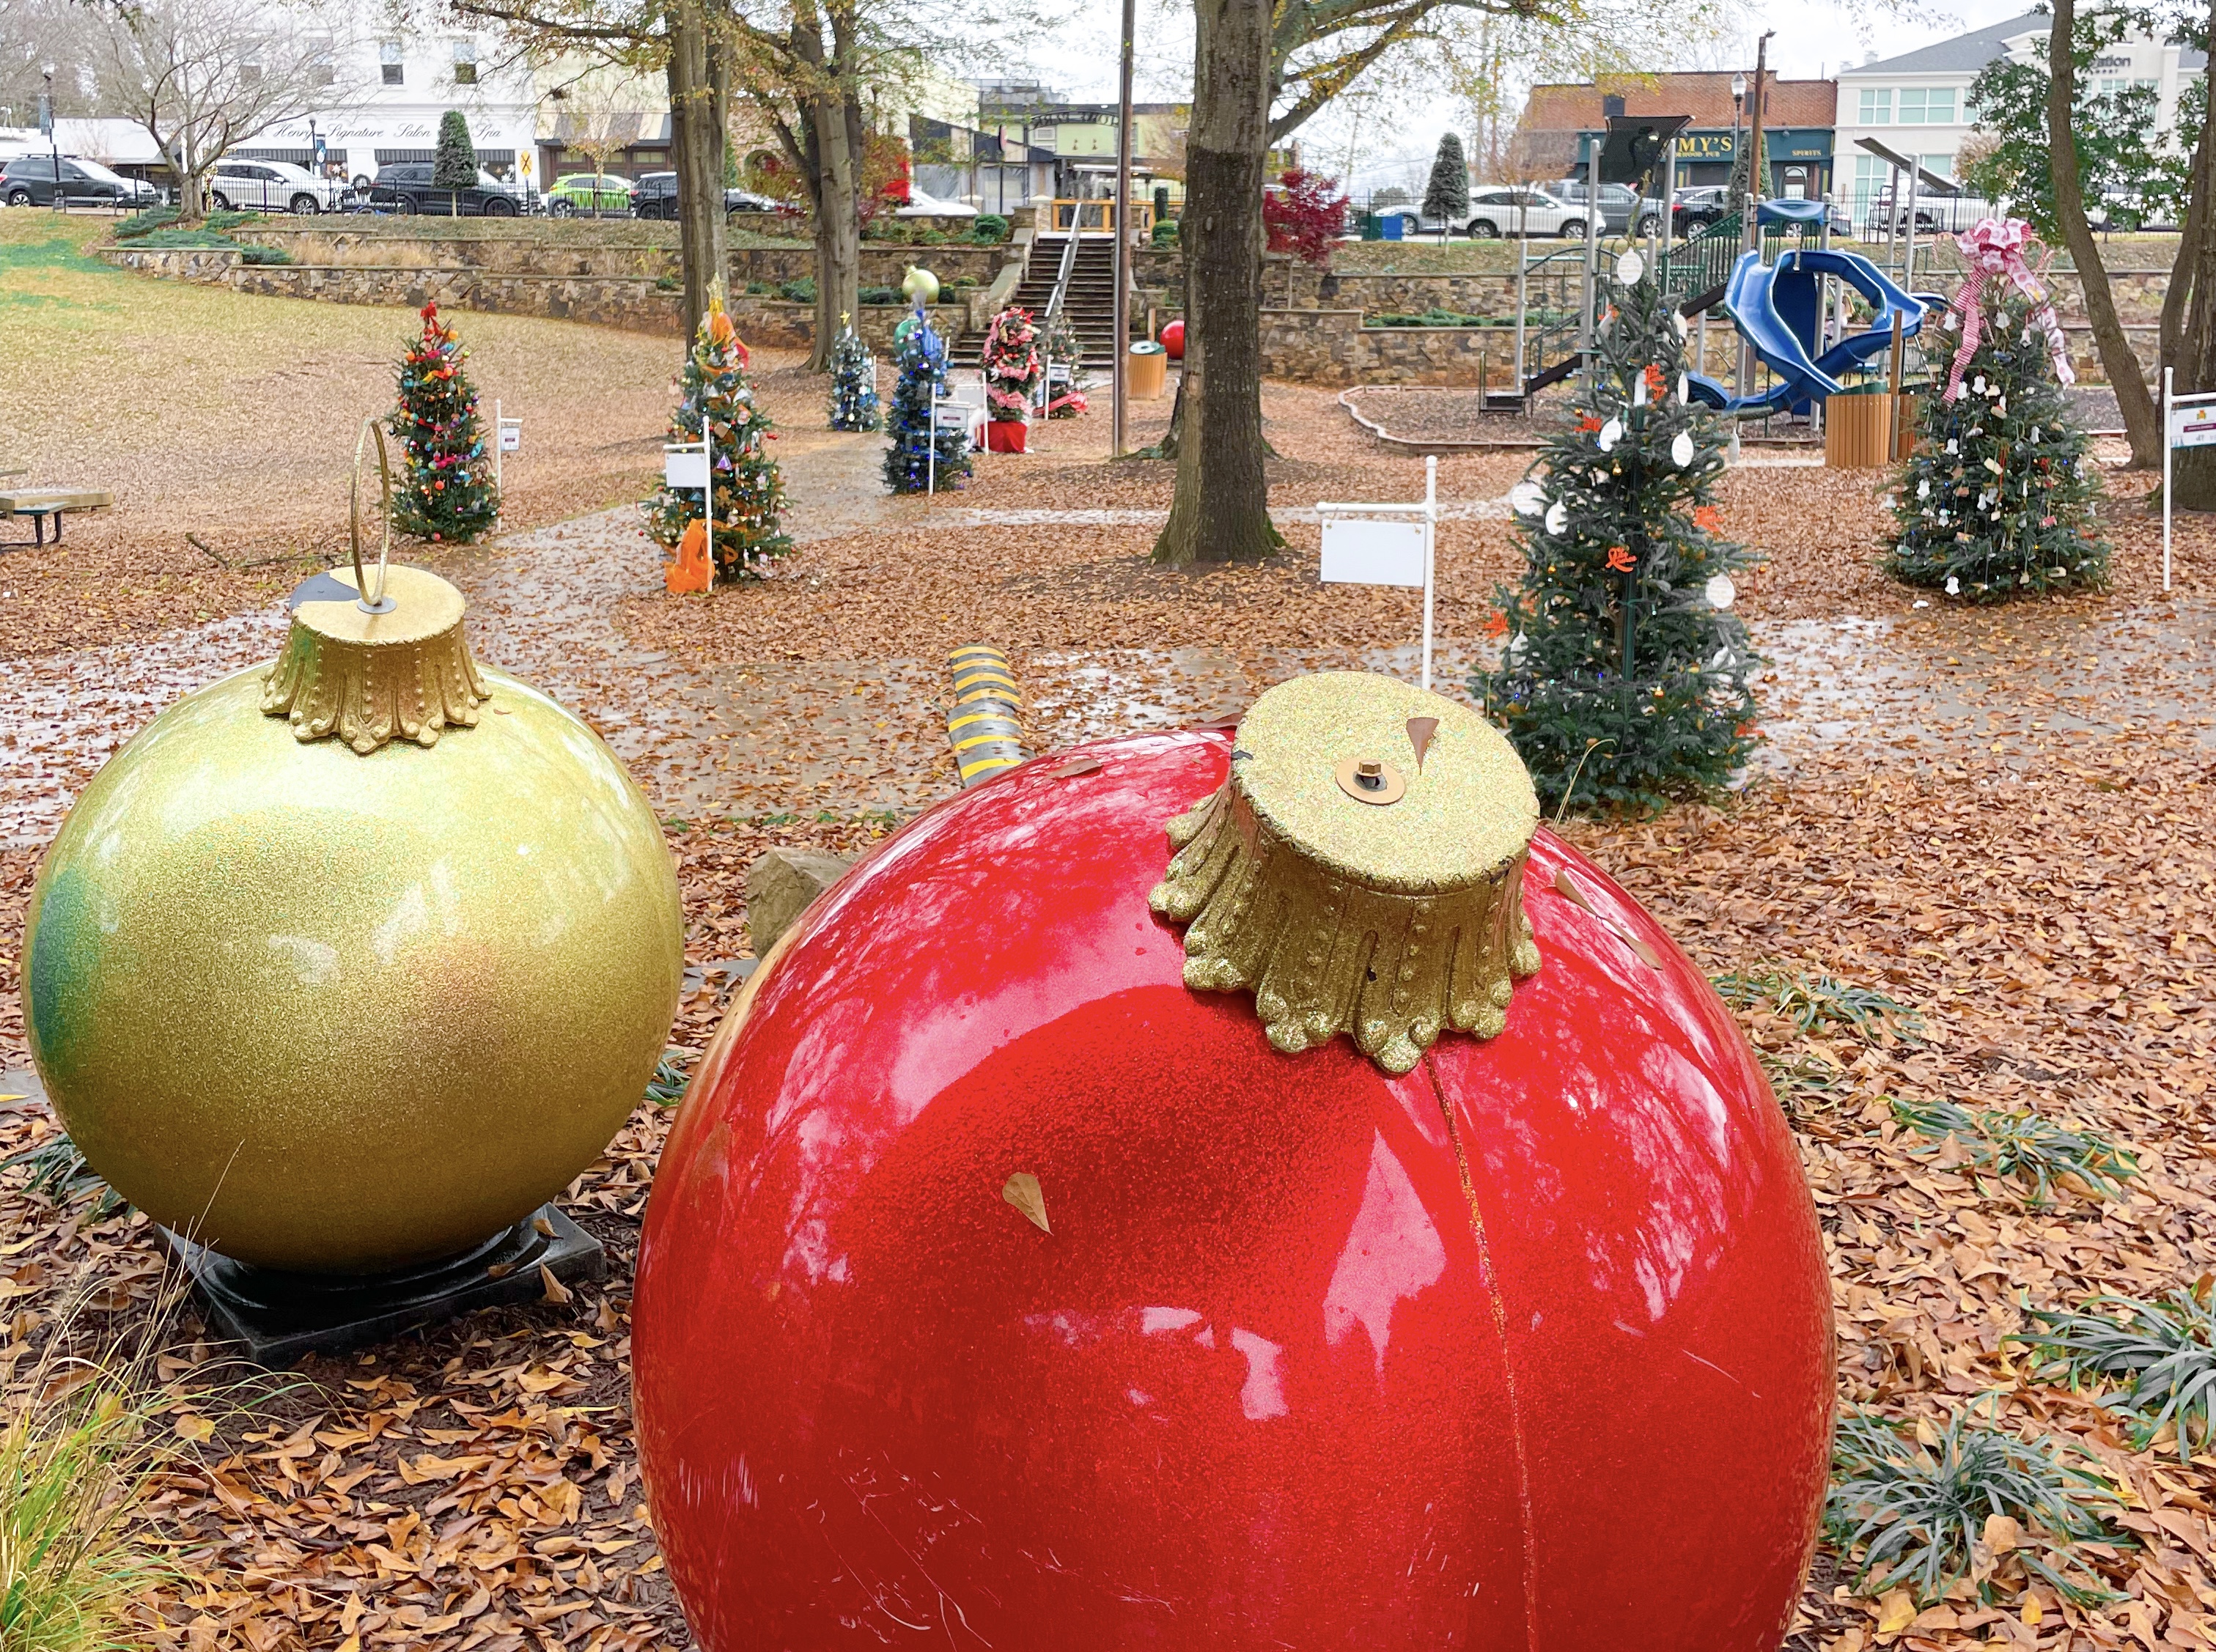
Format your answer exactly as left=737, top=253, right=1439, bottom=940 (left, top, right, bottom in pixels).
left=663, top=445, right=708, bottom=488
left=1320, top=517, right=1428, bottom=588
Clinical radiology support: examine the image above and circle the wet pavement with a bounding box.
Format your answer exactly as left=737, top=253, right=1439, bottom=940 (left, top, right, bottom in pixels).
left=4, top=441, right=2211, bottom=848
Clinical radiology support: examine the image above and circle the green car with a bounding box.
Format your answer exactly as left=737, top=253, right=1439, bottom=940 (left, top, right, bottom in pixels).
left=547, top=172, right=634, bottom=217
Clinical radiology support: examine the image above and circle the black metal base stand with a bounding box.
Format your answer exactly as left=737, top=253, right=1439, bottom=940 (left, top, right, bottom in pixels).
left=163, top=1204, right=605, bottom=1365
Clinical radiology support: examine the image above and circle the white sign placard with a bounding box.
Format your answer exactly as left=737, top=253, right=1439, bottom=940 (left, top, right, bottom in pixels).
left=2171, top=403, right=2216, bottom=449
left=933, top=405, right=972, bottom=431
left=1048, top=364, right=1072, bottom=384
left=498, top=418, right=521, bottom=453
left=1319, top=517, right=1428, bottom=589
left=663, top=444, right=708, bottom=488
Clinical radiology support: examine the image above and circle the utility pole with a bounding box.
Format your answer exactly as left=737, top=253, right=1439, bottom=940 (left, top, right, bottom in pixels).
left=1111, top=0, right=1135, bottom=457
left=1732, top=31, right=1773, bottom=455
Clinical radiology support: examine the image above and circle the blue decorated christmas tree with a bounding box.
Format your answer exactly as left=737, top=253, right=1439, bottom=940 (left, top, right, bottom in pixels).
left=828, top=316, right=880, bottom=432
left=883, top=305, right=970, bottom=493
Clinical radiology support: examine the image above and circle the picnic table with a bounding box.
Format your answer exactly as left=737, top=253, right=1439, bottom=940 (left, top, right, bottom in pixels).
left=1, top=488, right=115, bottom=550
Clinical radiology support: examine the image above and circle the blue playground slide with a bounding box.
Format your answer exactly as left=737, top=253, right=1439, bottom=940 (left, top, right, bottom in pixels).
left=1684, top=220, right=1935, bottom=417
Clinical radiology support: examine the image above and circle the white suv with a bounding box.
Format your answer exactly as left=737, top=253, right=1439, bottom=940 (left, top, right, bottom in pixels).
left=210, top=158, right=345, bottom=214
left=1464, top=187, right=1589, bottom=239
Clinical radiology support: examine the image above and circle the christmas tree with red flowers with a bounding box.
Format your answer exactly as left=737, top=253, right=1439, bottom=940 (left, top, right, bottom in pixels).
left=390, top=302, right=499, bottom=544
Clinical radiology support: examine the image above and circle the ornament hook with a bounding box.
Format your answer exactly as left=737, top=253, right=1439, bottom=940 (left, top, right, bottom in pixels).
left=349, top=418, right=397, bottom=616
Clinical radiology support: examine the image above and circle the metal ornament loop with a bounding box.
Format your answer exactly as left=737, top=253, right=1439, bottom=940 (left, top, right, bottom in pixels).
left=349, top=418, right=397, bottom=614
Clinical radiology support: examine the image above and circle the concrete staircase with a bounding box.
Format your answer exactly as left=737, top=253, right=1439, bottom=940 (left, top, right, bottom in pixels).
left=965, top=234, right=1122, bottom=366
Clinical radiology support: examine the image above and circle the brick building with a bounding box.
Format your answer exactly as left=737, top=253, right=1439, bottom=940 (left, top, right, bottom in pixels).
left=1510, top=71, right=1840, bottom=198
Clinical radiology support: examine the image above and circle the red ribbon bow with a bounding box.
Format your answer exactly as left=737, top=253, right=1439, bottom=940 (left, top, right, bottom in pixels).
left=1943, top=217, right=2073, bottom=402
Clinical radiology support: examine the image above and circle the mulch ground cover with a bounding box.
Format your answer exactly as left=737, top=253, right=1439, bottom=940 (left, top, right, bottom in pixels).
left=3, top=224, right=2216, bottom=1650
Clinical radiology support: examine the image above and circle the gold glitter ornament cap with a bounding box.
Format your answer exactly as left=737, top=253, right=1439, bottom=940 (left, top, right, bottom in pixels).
left=1148, top=671, right=1542, bottom=1074
left=261, top=564, right=490, bottom=753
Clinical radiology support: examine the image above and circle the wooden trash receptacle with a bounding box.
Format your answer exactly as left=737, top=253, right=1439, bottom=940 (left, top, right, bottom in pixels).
left=1891, top=394, right=1920, bottom=460
left=1824, top=388, right=1895, bottom=469
left=1128, top=342, right=1168, bottom=399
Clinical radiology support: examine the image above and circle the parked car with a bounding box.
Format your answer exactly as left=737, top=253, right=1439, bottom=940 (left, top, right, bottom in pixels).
left=1553, top=178, right=1665, bottom=236
left=1671, top=185, right=1731, bottom=234
left=363, top=161, right=523, bottom=216
left=630, top=172, right=787, bottom=219
left=1462, top=185, right=1589, bottom=239
left=209, top=158, right=345, bottom=215
left=547, top=172, right=633, bottom=216
left=1, top=153, right=163, bottom=209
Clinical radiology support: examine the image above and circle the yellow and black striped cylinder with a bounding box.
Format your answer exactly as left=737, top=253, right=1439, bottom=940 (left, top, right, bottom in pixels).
left=945, top=644, right=1028, bottom=786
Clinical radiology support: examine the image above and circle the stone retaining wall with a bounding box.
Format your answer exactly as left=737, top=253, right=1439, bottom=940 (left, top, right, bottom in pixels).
left=101, top=246, right=964, bottom=347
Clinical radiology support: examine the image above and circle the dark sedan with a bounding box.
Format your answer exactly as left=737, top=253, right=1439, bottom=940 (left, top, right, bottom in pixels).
left=632, top=172, right=787, bottom=219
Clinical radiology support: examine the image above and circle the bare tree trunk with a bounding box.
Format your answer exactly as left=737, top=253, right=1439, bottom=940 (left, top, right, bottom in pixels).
left=2168, top=0, right=2216, bottom=506
left=804, top=94, right=861, bottom=372
left=2047, top=0, right=2161, bottom=467
left=1152, top=0, right=1280, bottom=567
left=667, top=0, right=726, bottom=340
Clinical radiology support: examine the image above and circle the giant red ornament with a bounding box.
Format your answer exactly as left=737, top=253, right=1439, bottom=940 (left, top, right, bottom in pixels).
left=1161, top=317, right=1186, bottom=358
left=635, top=673, right=1832, bottom=1651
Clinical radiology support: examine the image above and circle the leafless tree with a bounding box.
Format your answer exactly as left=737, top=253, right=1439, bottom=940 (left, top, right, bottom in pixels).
left=83, top=0, right=362, bottom=224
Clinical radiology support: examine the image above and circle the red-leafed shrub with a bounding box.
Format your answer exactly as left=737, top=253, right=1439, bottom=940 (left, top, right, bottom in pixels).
left=1264, top=169, right=1349, bottom=267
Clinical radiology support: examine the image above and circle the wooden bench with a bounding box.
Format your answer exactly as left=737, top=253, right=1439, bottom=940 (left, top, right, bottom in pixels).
left=1, top=488, right=115, bottom=550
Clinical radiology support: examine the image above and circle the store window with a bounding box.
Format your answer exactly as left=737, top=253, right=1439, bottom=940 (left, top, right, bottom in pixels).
left=380, top=40, right=404, bottom=86
left=1897, top=87, right=1956, bottom=123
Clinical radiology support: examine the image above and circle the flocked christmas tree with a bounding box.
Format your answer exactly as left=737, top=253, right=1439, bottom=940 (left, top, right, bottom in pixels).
left=643, top=295, right=791, bottom=580
left=390, top=301, right=499, bottom=544
left=1481, top=253, right=1760, bottom=814
left=1885, top=219, right=2106, bottom=602
left=883, top=303, right=971, bottom=493
left=827, top=314, right=880, bottom=432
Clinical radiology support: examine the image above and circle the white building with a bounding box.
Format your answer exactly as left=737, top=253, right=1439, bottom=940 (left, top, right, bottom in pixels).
left=56, top=23, right=538, bottom=191
left=1834, top=13, right=2206, bottom=221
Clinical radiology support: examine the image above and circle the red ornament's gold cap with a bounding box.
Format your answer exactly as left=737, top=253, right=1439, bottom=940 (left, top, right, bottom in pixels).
left=1149, top=671, right=1542, bottom=1074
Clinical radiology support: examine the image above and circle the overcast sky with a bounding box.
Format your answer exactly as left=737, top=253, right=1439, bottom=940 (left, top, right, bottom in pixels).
left=1007, top=0, right=2036, bottom=193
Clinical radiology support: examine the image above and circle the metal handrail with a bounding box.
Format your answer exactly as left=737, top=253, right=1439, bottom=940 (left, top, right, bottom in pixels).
left=1043, top=230, right=1081, bottom=322
left=1660, top=213, right=1745, bottom=300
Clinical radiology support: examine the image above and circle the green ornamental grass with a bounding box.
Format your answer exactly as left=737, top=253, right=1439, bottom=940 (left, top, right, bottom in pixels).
left=1891, top=1096, right=2138, bottom=1204
left=1712, top=967, right=1922, bottom=1041
left=2015, top=1291, right=2216, bottom=1461
left=1826, top=1408, right=2121, bottom=1608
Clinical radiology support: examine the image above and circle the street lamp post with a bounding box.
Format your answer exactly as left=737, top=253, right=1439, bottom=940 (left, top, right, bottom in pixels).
left=43, top=64, right=59, bottom=213
left=1729, top=73, right=1746, bottom=215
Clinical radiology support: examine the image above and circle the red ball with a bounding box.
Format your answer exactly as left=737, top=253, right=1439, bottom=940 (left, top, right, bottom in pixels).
left=1161, top=317, right=1186, bottom=359
left=635, top=729, right=1831, bottom=1651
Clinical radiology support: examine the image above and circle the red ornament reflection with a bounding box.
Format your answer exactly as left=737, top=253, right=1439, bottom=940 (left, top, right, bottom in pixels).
left=634, top=729, right=1833, bottom=1650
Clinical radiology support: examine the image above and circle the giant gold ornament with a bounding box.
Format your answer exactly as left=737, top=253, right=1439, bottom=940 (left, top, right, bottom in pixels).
left=22, top=477, right=683, bottom=1274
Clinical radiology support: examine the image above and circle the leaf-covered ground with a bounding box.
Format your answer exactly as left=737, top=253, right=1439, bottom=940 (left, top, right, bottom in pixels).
left=1, top=213, right=2214, bottom=1651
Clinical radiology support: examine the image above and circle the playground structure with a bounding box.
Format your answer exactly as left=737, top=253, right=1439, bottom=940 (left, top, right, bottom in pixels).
left=1495, top=135, right=1950, bottom=432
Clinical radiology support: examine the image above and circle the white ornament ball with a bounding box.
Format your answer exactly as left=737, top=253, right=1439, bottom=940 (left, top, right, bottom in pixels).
left=1616, top=251, right=1646, bottom=285
left=1671, top=430, right=1696, bottom=468
left=1510, top=481, right=1546, bottom=516
left=1545, top=501, right=1569, bottom=536
left=1598, top=417, right=1623, bottom=451
left=1705, top=574, right=1737, bottom=611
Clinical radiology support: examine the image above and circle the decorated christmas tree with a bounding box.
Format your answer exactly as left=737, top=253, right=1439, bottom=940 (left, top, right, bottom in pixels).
left=827, top=314, right=880, bottom=432
left=1041, top=312, right=1091, bottom=418
left=1480, top=254, right=1760, bottom=814
left=643, top=295, right=791, bottom=581
left=980, top=305, right=1042, bottom=424
left=1886, top=218, right=2106, bottom=602
left=390, top=301, right=499, bottom=544
left=883, top=303, right=971, bottom=493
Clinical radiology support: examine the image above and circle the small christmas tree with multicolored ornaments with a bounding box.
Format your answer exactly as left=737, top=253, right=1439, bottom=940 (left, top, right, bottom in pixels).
left=1480, top=253, right=1759, bottom=814
left=883, top=305, right=971, bottom=493
left=1885, top=218, right=2106, bottom=602
left=827, top=315, right=880, bottom=432
left=390, top=302, right=499, bottom=544
left=643, top=296, right=791, bottom=581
